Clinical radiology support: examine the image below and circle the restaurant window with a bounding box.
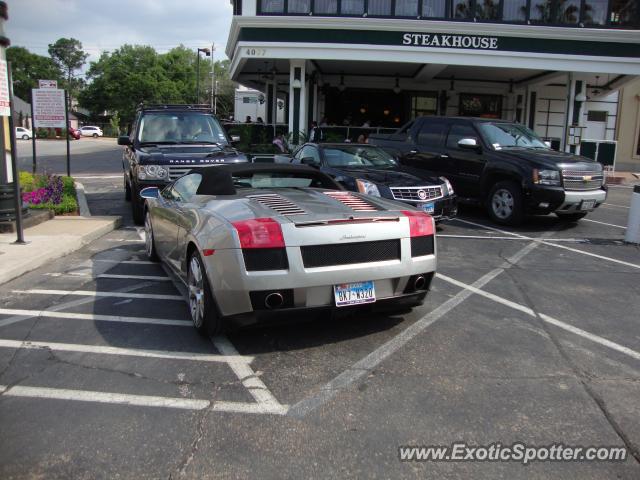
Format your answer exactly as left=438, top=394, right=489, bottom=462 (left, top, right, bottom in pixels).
left=583, top=0, right=608, bottom=25
left=368, top=0, right=392, bottom=15
left=529, top=0, right=553, bottom=22
left=476, top=0, right=501, bottom=19
left=452, top=0, right=474, bottom=19
left=459, top=94, right=502, bottom=118
left=260, top=0, right=284, bottom=13
left=422, top=0, right=446, bottom=17
left=558, top=0, right=581, bottom=24
left=411, top=95, right=438, bottom=119
left=314, top=0, right=338, bottom=14
left=288, top=0, right=311, bottom=13
left=395, top=0, right=419, bottom=16
left=610, top=0, right=640, bottom=26
left=503, top=0, right=528, bottom=21
left=341, top=0, right=365, bottom=14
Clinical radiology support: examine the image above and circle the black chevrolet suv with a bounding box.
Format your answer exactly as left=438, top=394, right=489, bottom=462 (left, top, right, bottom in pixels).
left=119, top=104, right=248, bottom=224
left=369, top=117, right=607, bottom=225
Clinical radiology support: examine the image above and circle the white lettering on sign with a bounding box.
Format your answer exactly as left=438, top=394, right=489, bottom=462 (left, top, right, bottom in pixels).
left=38, top=79, right=58, bottom=89
left=32, top=88, right=66, bottom=128
left=402, top=33, right=499, bottom=50
left=0, top=60, right=11, bottom=117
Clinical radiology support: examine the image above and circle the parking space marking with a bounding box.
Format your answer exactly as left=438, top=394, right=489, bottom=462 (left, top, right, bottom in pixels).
left=44, top=273, right=171, bottom=281
left=582, top=218, right=626, bottom=229
left=438, top=234, right=584, bottom=242
left=288, top=238, right=546, bottom=418
left=12, top=289, right=184, bottom=301
left=93, top=259, right=157, bottom=265
left=213, top=336, right=289, bottom=415
left=437, top=274, right=640, bottom=363
left=453, top=218, right=640, bottom=270
left=73, top=175, right=122, bottom=179
left=602, top=203, right=630, bottom=209
left=0, top=308, right=191, bottom=327
left=0, top=385, right=288, bottom=414
left=0, top=339, right=252, bottom=363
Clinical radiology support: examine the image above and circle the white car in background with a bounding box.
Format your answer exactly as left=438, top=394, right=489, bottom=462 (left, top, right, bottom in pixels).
left=79, top=126, right=103, bottom=137
left=15, top=127, right=33, bottom=140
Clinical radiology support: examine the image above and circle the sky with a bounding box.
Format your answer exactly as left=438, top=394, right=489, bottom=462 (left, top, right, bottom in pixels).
left=5, top=0, right=233, bottom=69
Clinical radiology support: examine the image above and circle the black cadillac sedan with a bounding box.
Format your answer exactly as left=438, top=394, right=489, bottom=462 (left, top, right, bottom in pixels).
left=287, top=143, right=457, bottom=221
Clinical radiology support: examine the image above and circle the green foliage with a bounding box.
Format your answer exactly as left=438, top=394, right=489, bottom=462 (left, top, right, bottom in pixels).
left=36, top=128, right=52, bottom=139
left=48, top=38, right=88, bottom=80
left=19, top=171, right=34, bottom=191
left=29, top=193, right=77, bottom=215
left=108, top=112, right=121, bottom=136
left=7, top=46, right=63, bottom=100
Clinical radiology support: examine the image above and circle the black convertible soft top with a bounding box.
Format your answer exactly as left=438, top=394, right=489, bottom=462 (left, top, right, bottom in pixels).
left=191, top=163, right=343, bottom=195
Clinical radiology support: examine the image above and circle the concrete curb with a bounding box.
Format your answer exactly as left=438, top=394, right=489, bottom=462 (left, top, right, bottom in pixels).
left=75, top=181, right=91, bottom=217
left=0, top=216, right=122, bottom=285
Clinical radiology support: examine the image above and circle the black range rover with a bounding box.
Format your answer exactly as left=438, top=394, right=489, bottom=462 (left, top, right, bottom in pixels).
left=119, top=104, right=248, bottom=224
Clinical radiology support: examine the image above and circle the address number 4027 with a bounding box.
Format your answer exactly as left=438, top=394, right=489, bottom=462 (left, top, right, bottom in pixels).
left=245, top=48, right=267, bottom=57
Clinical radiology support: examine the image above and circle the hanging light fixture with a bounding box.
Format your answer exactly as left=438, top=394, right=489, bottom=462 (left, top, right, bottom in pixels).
left=393, top=75, right=401, bottom=94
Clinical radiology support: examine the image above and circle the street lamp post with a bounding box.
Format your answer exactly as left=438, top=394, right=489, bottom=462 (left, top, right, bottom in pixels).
left=195, top=47, right=210, bottom=104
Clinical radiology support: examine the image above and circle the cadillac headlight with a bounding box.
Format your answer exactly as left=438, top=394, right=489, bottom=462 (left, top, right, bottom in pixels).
left=440, top=176, right=454, bottom=196
left=138, top=165, right=168, bottom=180
left=533, top=169, right=560, bottom=186
left=356, top=179, right=381, bottom=197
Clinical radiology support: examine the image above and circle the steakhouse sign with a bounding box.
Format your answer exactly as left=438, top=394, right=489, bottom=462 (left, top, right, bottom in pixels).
left=32, top=87, right=65, bottom=128
left=402, top=33, right=499, bottom=50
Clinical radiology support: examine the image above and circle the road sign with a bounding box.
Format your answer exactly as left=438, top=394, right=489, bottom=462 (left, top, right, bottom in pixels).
left=0, top=60, right=11, bottom=117
left=38, top=79, right=58, bottom=89
left=32, top=88, right=66, bottom=128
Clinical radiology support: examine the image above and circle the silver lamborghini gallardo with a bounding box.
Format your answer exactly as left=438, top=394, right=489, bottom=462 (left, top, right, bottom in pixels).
left=140, top=164, right=437, bottom=334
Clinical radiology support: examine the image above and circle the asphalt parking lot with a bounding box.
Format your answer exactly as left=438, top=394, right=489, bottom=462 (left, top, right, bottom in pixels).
left=1, top=141, right=640, bottom=478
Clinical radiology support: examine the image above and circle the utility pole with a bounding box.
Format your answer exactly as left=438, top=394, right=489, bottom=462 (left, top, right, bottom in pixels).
left=211, top=42, right=215, bottom=112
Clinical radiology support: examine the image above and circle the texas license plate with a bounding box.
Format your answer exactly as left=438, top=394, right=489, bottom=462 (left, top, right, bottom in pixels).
left=334, top=281, right=376, bottom=307
left=580, top=200, right=596, bottom=210
left=422, top=202, right=435, bottom=214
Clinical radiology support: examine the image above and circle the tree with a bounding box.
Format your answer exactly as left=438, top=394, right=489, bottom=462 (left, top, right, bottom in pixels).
left=6, top=46, right=62, bottom=100
left=48, top=38, right=89, bottom=107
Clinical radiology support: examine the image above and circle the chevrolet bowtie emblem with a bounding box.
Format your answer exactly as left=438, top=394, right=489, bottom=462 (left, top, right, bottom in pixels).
left=583, top=176, right=592, bottom=181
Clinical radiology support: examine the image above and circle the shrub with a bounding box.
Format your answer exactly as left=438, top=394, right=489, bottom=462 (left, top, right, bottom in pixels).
left=20, top=172, right=78, bottom=215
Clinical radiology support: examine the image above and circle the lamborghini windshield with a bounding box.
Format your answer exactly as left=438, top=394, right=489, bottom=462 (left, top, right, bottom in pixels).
left=477, top=122, right=548, bottom=150
left=138, top=112, right=229, bottom=145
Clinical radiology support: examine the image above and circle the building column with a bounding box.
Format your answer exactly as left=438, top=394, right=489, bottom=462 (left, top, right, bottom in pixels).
left=288, top=60, right=306, bottom=145
left=266, top=81, right=274, bottom=125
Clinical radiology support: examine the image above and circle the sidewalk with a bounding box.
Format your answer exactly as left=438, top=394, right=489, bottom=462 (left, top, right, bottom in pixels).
left=0, top=216, right=121, bottom=285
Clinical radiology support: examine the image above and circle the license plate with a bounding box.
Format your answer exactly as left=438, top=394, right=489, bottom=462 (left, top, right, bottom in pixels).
left=580, top=200, right=596, bottom=210
left=334, top=281, right=376, bottom=307
left=422, top=202, right=435, bottom=214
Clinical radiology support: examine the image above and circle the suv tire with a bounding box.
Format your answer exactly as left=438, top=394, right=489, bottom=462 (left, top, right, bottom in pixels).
left=124, top=174, right=131, bottom=201
left=131, top=185, right=144, bottom=225
left=487, top=180, right=524, bottom=226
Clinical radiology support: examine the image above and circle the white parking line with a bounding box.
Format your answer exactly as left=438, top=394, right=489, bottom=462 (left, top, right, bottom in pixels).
left=93, top=259, right=157, bottom=265
left=602, top=203, right=630, bottom=209
left=0, top=308, right=190, bottom=327
left=0, top=339, right=251, bottom=363
left=44, top=273, right=171, bottom=281
left=582, top=218, right=626, bottom=229
left=453, top=218, right=640, bottom=270
left=438, top=234, right=585, bottom=243
left=0, top=384, right=288, bottom=414
left=437, top=273, right=640, bottom=362
left=12, top=289, right=184, bottom=301
left=213, top=336, right=289, bottom=414
left=73, top=175, right=123, bottom=179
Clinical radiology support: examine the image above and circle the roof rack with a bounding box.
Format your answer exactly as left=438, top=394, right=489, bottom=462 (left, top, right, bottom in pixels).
left=136, top=103, right=214, bottom=113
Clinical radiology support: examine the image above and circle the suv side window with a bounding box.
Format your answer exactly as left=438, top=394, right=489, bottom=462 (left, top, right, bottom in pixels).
left=417, top=120, right=446, bottom=146
left=446, top=124, right=478, bottom=149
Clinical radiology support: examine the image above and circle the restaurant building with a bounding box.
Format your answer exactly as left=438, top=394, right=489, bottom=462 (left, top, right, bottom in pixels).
left=226, top=0, right=640, bottom=166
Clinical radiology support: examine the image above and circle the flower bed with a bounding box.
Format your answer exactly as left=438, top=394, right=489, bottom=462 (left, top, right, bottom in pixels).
left=20, top=171, right=78, bottom=215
